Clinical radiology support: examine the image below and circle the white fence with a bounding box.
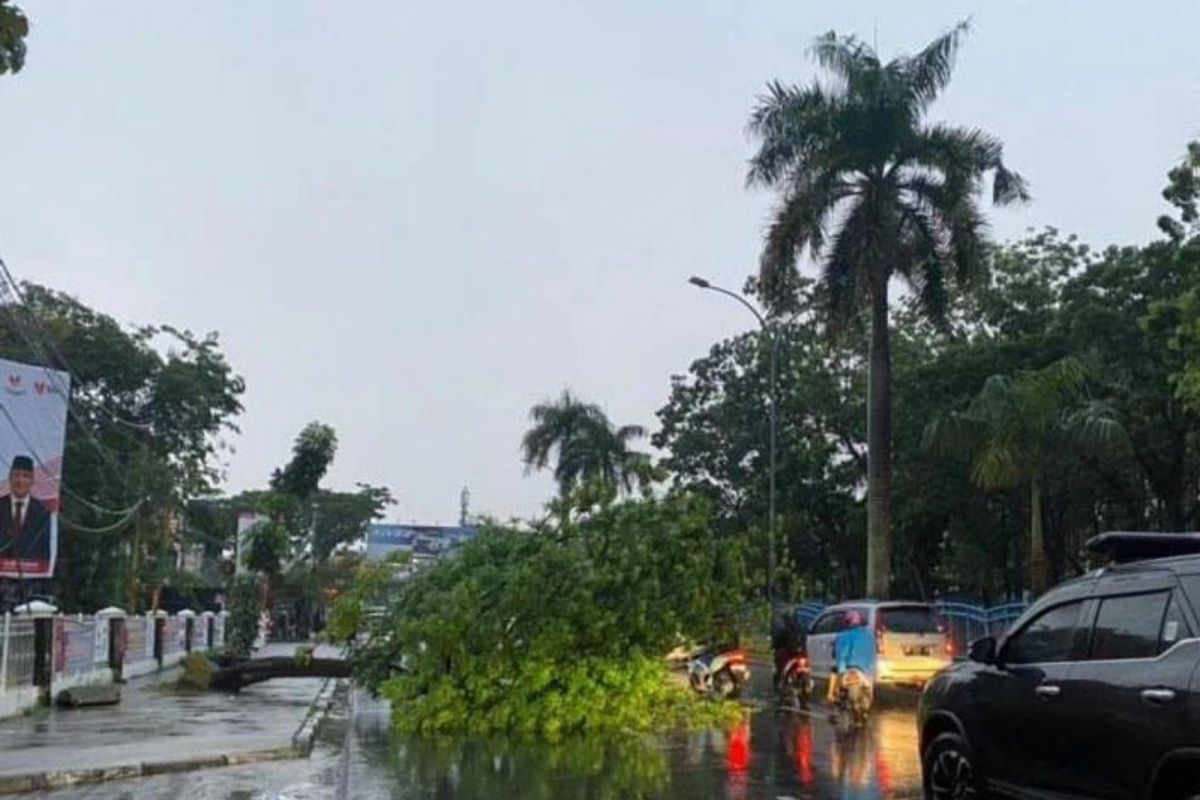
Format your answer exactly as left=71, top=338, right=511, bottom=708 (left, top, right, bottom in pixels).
left=123, top=615, right=159, bottom=679
left=0, top=609, right=231, bottom=718
left=52, top=615, right=112, bottom=693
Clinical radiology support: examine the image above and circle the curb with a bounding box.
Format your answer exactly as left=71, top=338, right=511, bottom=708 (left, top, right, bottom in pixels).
left=292, top=677, right=340, bottom=756
left=0, top=747, right=300, bottom=795
left=0, top=680, right=346, bottom=796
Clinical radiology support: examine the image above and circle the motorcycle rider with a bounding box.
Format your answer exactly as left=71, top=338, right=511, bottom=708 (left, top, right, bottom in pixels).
left=825, top=609, right=873, bottom=705
left=771, top=609, right=805, bottom=690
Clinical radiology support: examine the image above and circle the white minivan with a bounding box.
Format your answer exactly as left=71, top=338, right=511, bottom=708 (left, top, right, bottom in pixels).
left=805, top=601, right=951, bottom=688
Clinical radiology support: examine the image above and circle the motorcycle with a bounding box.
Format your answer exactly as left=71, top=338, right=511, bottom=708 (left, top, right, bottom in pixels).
left=777, top=650, right=814, bottom=709
left=688, top=646, right=750, bottom=699
left=836, top=667, right=873, bottom=727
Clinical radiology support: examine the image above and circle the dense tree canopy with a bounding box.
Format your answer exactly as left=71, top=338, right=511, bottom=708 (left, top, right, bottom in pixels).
left=654, top=139, right=1200, bottom=601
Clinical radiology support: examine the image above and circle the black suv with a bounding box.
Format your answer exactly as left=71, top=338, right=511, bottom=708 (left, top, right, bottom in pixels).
left=918, top=532, right=1200, bottom=800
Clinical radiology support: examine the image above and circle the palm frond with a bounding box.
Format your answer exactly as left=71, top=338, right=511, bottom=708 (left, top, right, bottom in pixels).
left=908, top=124, right=1029, bottom=207
left=809, top=31, right=877, bottom=84
left=1061, top=399, right=1130, bottom=455
left=757, top=173, right=853, bottom=313
left=896, top=203, right=952, bottom=332
left=966, top=374, right=1018, bottom=422
left=972, top=439, right=1021, bottom=490
left=819, top=195, right=873, bottom=326
left=992, top=164, right=1031, bottom=205
left=902, top=173, right=989, bottom=287
left=902, top=19, right=971, bottom=107
left=746, top=82, right=841, bottom=187
left=615, top=424, right=647, bottom=444
left=922, top=412, right=983, bottom=455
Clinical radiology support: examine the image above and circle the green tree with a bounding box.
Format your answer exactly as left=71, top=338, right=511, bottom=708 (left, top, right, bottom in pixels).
left=356, top=488, right=747, bottom=736
left=654, top=288, right=865, bottom=598
left=925, top=358, right=1128, bottom=592
left=0, top=1, right=28, bottom=75
left=1159, top=140, right=1200, bottom=242
left=521, top=390, right=651, bottom=495
left=226, top=574, right=261, bottom=657
left=745, top=21, right=1026, bottom=597
left=310, top=484, right=395, bottom=563
left=270, top=422, right=337, bottom=500
left=0, top=283, right=244, bottom=611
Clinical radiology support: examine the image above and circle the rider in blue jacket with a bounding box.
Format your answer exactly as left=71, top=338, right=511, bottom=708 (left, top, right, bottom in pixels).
left=826, top=609, right=874, bottom=704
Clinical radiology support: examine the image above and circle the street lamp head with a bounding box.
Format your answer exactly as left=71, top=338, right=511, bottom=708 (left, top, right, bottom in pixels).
left=688, top=276, right=711, bottom=289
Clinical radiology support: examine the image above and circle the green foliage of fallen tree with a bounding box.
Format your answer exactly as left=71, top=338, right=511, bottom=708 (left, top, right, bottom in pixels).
left=340, top=487, right=751, bottom=737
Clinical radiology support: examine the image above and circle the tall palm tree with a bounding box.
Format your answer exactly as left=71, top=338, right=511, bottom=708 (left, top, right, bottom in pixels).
left=746, top=21, right=1027, bottom=597
left=521, top=390, right=650, bottom=495
left=924, top=358, right=1129, bottom=593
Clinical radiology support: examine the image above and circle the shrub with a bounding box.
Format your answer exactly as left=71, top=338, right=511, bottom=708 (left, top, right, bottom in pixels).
left=226, top=574, right=261, bottom=658
left=177, top=652, right=216, bottom=690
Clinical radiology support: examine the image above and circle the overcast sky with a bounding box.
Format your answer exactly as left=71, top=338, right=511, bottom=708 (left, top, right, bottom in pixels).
left=0, top=2, right=1196, bottom=523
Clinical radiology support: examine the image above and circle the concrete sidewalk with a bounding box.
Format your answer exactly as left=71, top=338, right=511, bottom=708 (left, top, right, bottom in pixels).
left=0, top=644, right=337, bottom=794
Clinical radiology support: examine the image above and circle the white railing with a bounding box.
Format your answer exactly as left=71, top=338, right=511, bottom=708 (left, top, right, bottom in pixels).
left=0, top=614, right=36, bottom=693
left=213, top=612, right=226, bottom=650
left=1, top=607, right=236, bottom=718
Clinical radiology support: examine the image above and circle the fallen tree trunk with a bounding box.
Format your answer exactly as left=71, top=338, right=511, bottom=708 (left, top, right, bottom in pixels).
left=210, top=656, right=351, bottom=691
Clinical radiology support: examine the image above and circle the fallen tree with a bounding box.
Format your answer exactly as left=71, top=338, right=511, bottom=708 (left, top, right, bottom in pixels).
left=210, top=656, right=351, bottom=691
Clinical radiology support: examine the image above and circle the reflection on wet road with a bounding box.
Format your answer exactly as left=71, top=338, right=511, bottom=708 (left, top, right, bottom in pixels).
left=344, top=690, right=923, bottom=800
left=33, top=689, right=924, bottom=799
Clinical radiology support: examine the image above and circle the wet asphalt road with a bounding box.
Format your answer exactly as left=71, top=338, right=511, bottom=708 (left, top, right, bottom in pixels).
left=29, top=665, right=925, bottom=800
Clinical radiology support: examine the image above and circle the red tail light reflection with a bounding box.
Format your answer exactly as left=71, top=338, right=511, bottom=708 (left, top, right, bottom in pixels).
left=793, top=723, right=814, bottom=787
left=726, top=720, right=750, bottom=775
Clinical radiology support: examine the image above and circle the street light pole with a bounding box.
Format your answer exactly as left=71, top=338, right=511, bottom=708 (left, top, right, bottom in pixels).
left=689, top=276, right=778, bottom=609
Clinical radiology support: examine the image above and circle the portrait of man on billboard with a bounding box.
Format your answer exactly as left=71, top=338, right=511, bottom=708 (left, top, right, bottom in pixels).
left=0, top=455, right=52, bottom=568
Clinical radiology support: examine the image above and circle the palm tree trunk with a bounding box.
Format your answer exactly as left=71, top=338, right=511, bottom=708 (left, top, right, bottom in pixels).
left=866, top=281, right=893, bottom=599
left=1029, top=479, right=1047, bottom=594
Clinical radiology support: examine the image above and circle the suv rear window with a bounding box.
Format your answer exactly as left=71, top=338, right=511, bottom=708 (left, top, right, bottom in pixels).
left=878, top=606, right=939, bottom=634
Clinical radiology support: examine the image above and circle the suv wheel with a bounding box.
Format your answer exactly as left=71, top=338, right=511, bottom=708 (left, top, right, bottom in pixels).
left=923, top=732, right=981, bottom=800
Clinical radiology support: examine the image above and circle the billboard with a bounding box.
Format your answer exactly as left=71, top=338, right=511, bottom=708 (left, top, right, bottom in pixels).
left=0, top=357, right=70, bottom=578
left=366, top=524, right=476, bottom=565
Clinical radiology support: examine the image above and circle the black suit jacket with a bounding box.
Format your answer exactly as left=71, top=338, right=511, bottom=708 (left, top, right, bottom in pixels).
left=0, top=494, right=52, bottom=561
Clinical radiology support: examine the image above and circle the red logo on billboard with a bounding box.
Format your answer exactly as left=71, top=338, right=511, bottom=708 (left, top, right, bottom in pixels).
left=33, top=381, right=48, bottom=395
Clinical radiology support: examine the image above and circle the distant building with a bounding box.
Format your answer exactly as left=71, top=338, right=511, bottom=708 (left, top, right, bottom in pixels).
left=365, top=523, right=477, bottom=569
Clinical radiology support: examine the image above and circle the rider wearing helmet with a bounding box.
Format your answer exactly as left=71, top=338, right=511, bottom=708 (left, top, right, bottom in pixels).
left=826, top=609, right=874, bottom=704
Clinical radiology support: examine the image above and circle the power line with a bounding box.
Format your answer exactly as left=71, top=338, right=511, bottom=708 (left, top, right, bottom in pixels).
left=0, top=273, right=140, bottom=486
left=0, top=257, right=152, bottom=432
left=59, top=503, right=143, bottom=534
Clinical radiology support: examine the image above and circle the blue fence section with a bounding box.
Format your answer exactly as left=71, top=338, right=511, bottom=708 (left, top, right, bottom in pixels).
left=794, top=601, right=830, bottom=630
left=788, top=599, right=1029, bottom=658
